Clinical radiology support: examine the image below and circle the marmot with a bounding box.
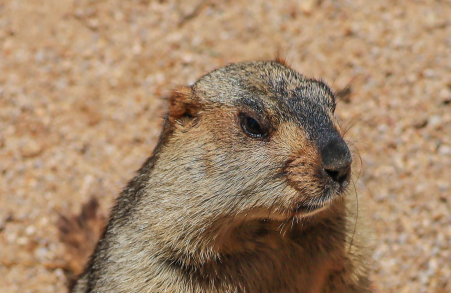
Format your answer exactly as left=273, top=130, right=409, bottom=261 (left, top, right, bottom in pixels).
left=61, top=60, right=371, bottom=292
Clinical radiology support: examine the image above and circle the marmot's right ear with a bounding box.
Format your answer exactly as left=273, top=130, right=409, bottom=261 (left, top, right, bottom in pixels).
left=167, top=86, right=200, bottom=124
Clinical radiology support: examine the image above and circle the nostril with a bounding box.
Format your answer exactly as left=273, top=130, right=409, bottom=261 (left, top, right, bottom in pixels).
left=320, top=135, right=352, bottom=185
left=325, top=169, right=339, bottom=181
left=325, top=167, right=350, bottom=184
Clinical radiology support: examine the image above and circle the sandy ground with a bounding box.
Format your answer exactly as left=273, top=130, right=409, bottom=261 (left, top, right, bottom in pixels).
left=1, top=0, right=450, bottom=292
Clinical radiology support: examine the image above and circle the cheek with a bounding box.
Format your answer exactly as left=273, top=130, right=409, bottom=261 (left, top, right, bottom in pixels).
left=271, top=123, right=325, bottom=195
left=204, top=110, right=238, bottom=137
left=195, top=113, right=273, bottom=182
left=284, top=156, right=325, bottom=195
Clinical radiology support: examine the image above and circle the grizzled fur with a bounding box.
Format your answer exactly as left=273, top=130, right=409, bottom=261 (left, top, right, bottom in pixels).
left=72, top=61, right=371, bottom=293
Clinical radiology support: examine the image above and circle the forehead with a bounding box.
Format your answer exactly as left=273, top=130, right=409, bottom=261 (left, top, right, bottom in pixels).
left=193, top=61, right=335, bottom=121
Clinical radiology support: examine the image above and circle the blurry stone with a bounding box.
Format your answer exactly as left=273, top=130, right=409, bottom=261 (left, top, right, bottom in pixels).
left=439, top=87, right=451, bottom=99
left=34, top=247, right=49, bottom=260
left=437, top=181, right=450, bottom=192
left=182, top=54, right=194, bottom=64
left=20, top=138, right=43, bottom=158
left=132, top=42, right=142, bottom=55
left=413, top=118, right=428, bottom=129
left=300, top=0, right=319, bottom=15
left=423, top=69, right=436, bottom=78
left=0, top=212, right=12, bottom=231
left=428, top=115, right=442, bottom=128
left=114, top=11, right=124, bottom=21
left=438, top=145, right=451, bottom=155
left=25, top=225, right=36, bottom=236
left=17, top=237, right=29, bottom=245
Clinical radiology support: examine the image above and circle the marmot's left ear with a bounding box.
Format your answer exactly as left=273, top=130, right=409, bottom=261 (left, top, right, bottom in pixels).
left=167, top=86, right=200, bottom=124
left=274, top=54, right=291, bottom=68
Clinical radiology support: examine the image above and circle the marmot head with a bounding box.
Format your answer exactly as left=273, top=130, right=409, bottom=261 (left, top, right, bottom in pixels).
left=141, top=60, right=352, bottom=258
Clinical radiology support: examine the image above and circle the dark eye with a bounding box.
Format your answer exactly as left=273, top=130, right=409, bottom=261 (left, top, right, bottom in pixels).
left=240, top=114, right=267, bottom=138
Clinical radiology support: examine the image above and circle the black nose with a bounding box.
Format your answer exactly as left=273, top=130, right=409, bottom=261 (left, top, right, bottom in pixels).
left=321, top=137, right=352, bottom=184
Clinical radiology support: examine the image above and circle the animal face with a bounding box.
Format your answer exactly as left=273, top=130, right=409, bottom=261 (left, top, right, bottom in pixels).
left=175, top=61, right=352, bottom=221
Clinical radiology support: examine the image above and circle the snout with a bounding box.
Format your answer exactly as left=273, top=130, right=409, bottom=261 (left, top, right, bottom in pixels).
left=282, top=129, right=353, bottom=217
left=320, top=136, right=352, bottom=186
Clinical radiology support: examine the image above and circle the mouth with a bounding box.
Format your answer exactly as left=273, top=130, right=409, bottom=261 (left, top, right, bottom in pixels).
left=292, top=202, right=329, bottom=217
left=243, top=178, right=351, bottom=222
left=291, top=184, right=348, bottom=217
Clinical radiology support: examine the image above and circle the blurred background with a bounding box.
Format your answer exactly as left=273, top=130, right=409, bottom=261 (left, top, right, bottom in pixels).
left=0, top=0, right=450, bottom=292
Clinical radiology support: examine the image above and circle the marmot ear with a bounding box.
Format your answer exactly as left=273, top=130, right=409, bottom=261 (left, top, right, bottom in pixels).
left=274, top=55, right=291, bottom=68
left=167, top=86, right=200, bottom=124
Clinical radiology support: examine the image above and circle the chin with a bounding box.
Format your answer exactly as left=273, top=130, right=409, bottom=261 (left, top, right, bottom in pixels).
left=288, top=186, right=348, bottom=219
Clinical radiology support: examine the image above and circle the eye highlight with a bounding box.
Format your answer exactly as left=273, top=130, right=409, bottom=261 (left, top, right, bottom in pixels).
left=239, top=113, right=268, bottom=138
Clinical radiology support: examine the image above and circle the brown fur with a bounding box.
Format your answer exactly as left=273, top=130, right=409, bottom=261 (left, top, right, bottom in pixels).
left=167, top=86, right=200, bottom=123
left=58, top=198, right=106, bottom=289
left=65, top=60, right=372, bottom=292
left=274, top=54, right=290, bottom=67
